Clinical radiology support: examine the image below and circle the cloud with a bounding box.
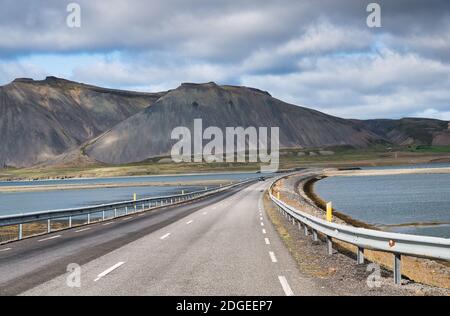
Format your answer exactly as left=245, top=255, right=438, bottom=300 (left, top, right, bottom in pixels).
left=0, top=0, right=449, bottom=120
left=241, top=50, right=450, bottom=119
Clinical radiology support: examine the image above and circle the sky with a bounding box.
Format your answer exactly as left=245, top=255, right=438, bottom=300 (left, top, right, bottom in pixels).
left=0, top=0, right=449, bottom=120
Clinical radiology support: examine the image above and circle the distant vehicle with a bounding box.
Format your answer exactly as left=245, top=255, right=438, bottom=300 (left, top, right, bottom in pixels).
left=258, top=176, right=265, bottom=181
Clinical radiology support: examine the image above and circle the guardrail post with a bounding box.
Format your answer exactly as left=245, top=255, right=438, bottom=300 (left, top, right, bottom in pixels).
left=298, top=222, right=302, bottom=230
left=87, top=213, right=90, bottom=224
left=114, top=208, right=117, bottom=218
left=312, top=229, right=318, bottom=242
left=125, top=206, right=128, bottom=215
left=142, top=204, right=145, bottom=212
left=304, top=225, right=308, bottom=236
left=18, top=223, right=23, bottom=240
left=47, top=219, right=51, bottom=233
left=134, top=204, right=137, bottom=212
left=69, top=216, right=72, bottom=228
left=394, top=253, right=402, bottom=285
left=102, top=211, right=105, bottom=221
left=326, top=236, right=333, bottom=255
left=357, top=247, right=364, bottom=264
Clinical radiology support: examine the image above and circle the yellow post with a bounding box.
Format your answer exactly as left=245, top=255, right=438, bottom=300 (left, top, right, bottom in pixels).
left=277, top=192, right=280, bottom=200
left=326, top=202, right=333, bottom=222
left=133, top=193, right=137, bottom=201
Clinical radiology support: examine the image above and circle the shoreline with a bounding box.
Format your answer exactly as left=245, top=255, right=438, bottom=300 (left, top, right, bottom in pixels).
left=280, top=172, right=450, bottom=288
left=309, top=171, right=450, bottom=235
left=324, top=166, right=450, bottom=177
left=0, top=179, right=231, bottom=193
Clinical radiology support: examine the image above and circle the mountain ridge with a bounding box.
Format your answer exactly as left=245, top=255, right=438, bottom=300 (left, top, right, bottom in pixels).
left=1, top=77, right=449, bottom=168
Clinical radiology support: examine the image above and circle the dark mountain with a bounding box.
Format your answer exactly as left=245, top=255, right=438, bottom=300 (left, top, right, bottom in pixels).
left=2, top=78, right=448, bottom=168
left=85, top=82, right=381, bottom=164
left=0, top=77, right=164, bottom=167
left=353, top=118, right=450, bottom=146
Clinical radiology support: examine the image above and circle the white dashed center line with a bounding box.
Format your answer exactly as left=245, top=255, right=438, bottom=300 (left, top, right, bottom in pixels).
left=160, top=233, right=171, bottom=240
left=278, top=276, right=294, bottom=296
left=0, top=248, right=11, bottom=252
left=94, top=262, right=125, bottom=282
left=260, top=222, right=264, bottom=227
left=38, top=235, right=61, bottom=242
left=262, top=229, right=266, bottom=234
left=202, top=212, right=208, bottom=215
left=186, top=220, right=194, bottom=225
left=75, top=227, right=91, bottom=233
left=265, top=238, right=271, bottom=245
left=102, top=222, right=115, bottom=226
left=269, top=251, right=278, bottom=263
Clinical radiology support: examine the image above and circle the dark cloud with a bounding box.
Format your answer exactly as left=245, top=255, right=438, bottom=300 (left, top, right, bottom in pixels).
left=0, top=0, right=449, bottom=119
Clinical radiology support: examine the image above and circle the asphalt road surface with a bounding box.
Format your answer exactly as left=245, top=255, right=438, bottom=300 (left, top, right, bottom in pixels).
left=0, top=180, right=328, bottom=296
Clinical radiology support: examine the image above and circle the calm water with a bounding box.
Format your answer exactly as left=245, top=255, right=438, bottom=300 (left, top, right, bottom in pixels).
left=315, top=172, right=450, bottom=238
left=0, top=172, right=262, bottom=216
left=0, top=172, right=260, bottom=187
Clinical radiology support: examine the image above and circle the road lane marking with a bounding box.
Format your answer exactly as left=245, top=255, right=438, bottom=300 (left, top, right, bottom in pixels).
left=265, top=238, right=270, bottom=245
left=160, top=233, right=171, bottom=240
left=122, top=217, right=133, bottom=221
left=75, top=228, right=91, bottom=233
left=102, top=222, right=115, bottom=226
left=260, top=222, right=264, bottom=226
left=278, top=276, right=294, bottom=296
left=260, top=217, right=263, bottom=221
left=262, top=229, right=266, bottom=234
left=38, top=235, right=61, bottom=242
left=186, top=220, right=194, bottom=225
left=202, top=212, right=208, bottom=215
left=269, top=251, right=278, bottom=263
left=0, top=248, right=11, bottom=252
left=94, top=262, right=125, bottom=282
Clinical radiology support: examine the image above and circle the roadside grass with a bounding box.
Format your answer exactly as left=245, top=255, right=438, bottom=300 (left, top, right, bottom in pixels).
left=1, top=145, right=450, bottom=181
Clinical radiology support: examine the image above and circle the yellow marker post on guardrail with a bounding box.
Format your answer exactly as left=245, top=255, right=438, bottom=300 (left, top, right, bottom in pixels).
left=133, top=193, right=137, bottom=201
left=326, top=202, right=333, bottom=222
left=277, top=192, right=280, bottom=200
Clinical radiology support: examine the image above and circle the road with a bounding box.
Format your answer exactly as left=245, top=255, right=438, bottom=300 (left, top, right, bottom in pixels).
left=0, top=180, right=328, bottom=296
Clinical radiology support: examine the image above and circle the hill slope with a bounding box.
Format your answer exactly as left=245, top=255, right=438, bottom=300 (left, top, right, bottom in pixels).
left=353, top=118, right=450, bottom=146
left=86, top=82, right=381, bottom=164
left=0, top=77, right=164, bottom=167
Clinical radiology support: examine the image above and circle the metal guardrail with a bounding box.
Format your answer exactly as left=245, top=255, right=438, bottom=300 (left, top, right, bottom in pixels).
left=269, top=176, right=450, bottom=285
left=0, top=178, right=255, bottom=243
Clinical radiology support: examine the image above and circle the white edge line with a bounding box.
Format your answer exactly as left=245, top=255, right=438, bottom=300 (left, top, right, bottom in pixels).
left=269, top=251, right=277, bottom=263
left=260, top=222, right=264, bottom=226
left=75, top=227, right=91, bottom=233
left=278, top=276, right=294, bottom=296
left=0, top=248, right=11, bottom=252
left=94, top=262, right=125, bottom=282
left=186, top=220, right=194, bottom=225
left=265, top=238, right=270, bottom=245
left=160, top=233, right=171, bottom=240
left=38, top=235, right=61, bottom=242
left=262, top=229, right=266, bottom=234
